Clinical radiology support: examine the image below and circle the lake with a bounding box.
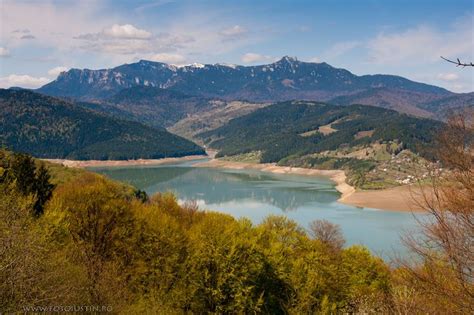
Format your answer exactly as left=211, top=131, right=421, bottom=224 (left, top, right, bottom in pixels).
left=92, top=159, right=423, bottom=259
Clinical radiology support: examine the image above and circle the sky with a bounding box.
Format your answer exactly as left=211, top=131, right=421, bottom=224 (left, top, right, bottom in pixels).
left=0, top=0, right=473, bottom=92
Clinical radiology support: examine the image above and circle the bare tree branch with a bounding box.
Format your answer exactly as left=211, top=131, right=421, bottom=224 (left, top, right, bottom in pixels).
left=441, top=56, right=474, bottom=67
left=398, top=110, right=474, bottom=313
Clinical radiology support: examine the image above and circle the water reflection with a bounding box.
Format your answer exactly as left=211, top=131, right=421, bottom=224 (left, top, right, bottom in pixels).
left=94, top=166, right=339, bottom=212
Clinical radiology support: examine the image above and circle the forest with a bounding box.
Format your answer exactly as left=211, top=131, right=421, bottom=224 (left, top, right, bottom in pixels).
left=0, top=89, right=205, bottom=160
left=199, top=101, right=443, bottom=163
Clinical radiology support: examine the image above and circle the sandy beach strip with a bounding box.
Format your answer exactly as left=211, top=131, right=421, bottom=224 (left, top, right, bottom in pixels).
left=195, top=159, right=425, bottom=212
left=338, top=185, right=426, bottom=212
left=43, top=154, right=209, bottom=168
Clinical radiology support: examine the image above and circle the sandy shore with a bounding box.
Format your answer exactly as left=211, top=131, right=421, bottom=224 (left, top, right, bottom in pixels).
left=339, top=185, right=426, bottom=212
left=195, top=159, right=425, bottom=212
left=43, top=154, right=209, bottom=168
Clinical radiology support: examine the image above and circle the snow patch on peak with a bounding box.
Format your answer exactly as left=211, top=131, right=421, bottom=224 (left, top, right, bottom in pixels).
left=176, top=62, right=206, bottom=69
left=216, top=63, right=238, bottom=69
left=166, top=64, right=178, bottom=72
left=188, top=63, right=205, bottom=69
left=280, top=56, right=298, bottom=63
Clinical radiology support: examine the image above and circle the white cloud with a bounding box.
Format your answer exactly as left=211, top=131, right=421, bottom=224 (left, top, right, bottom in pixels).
left=162, top=14, right=265, bottom=59
left=1, top=1, right=265, bottom=65
left=448, top=83, right=467, bottom=93
left=148, top=53, right=186, bottom=64
left=0, top=47, right=10, bottom=57
left=437, top=73, right=459, bottom=82
left=134, top=0, right=175, bottom=13
left=323, top=41, right=360, bottom=59
left=0, top=74, right=50, bottom=88
left=1, top=0, right=112, bottom=49
left=77, top=24, right=152, bottom=40
left=75, top=24, right=194, bottom=56
left=367, top=16, right=473, bottom=65
left=219, top=25, right=248, bottom=39
left=368, top=26, right=438, bottom=64
left=241, top=53, right=273, bottom=64
left=106, top=24, right=151, bottom=39
left=20, top=34, right=35, bottom=40
left=11, top=29, right=30, bottom=34
left=311, top=40, right=360, bottom=63
left=48, top=66, right=69, bottom=77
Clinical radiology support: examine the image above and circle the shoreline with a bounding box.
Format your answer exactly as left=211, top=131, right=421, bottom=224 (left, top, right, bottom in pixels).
left=194, top=159, right=354, bottom=198
left=194, top=159, right=425, bottom=212
left=43, top=154, right=209, bottom=168
left=45, top=155, right=426, bottom=212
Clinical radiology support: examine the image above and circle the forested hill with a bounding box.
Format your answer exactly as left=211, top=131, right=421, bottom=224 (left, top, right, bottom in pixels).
left=0, top=89, right=205, bottom=160
left=81, top=86, right=214, bottom=128
left=198, top=101, right=443, bottom=163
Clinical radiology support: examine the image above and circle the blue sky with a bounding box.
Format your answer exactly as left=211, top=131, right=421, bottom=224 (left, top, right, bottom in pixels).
left=1, top=0, right=473, bottom=92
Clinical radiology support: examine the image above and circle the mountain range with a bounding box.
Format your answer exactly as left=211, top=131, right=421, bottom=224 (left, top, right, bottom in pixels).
left=38, top=56, right=472, bottom=119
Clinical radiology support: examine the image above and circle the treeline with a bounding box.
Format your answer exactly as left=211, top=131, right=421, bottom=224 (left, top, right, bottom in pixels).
left=1, top=148, right=471, bottom=313
left=199, top=102, right=442, bottom=163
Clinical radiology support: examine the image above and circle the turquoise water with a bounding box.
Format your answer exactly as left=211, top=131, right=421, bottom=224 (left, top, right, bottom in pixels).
left=91, top=160, right=423, bottom=259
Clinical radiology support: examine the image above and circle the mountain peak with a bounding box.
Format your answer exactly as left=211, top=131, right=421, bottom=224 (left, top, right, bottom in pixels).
left=131, top=59, right=178, bottom=71
left=277, top=56, right=298, bottom=64
left=186, top=62, right=206, bottom=69
left=138, top=59, right=159, bottom=64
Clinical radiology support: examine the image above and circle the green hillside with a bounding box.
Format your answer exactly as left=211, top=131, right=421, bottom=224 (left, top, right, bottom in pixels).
left=199, top=101, right=442, bottom=163
left=82, top=86, right=214, bottom=128
left=0, top=89, right=205, bottom=160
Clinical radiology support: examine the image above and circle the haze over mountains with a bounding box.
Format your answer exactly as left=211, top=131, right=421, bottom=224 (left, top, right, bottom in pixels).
left=38, top=56, right=473, bottom=119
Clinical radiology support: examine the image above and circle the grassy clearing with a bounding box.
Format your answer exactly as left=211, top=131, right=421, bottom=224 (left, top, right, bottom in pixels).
left=220, top=151, right=262, bottom=163
left=318, top=123, right=338, bottom=135
left=354, top=130, right=374, bottom=139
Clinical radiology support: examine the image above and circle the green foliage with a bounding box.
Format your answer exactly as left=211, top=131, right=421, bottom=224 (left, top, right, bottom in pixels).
left=133, top=189, right=148, bottom=202
left=0, top=150, right=55, bottom=216
left=32, top=165, right=54, bottom=216
left=0, top=159, right=394, bottom=313
left=7, top=153, right=37, bottom=194
left=0, top=182, right=82, bottom=310
left=199, top=101, right=442, bottom=163
left=0, top=89, right=205, bottom=160
left=46, top=174, right=137, bottom=305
